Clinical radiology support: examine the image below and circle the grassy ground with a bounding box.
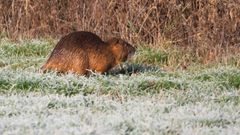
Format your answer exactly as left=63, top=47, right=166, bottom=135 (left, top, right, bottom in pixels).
left=0, top=39, right=240, bottom=135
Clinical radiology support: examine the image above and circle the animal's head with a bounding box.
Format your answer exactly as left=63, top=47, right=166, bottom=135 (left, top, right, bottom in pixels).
left=107, top=38, right=136, bottom=64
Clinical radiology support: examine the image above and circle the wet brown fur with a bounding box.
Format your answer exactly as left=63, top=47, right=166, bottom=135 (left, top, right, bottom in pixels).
left=41, top=31, right=136, bottom=75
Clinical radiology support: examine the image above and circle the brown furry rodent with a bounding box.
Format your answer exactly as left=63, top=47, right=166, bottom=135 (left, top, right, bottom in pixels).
left=41, top=31, right=136, bottom=75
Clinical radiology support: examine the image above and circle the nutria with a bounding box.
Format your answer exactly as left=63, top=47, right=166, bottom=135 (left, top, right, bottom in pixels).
left=41, top=31, right=136, bottom=75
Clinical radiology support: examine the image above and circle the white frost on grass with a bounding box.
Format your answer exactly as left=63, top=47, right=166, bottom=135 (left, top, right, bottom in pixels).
left=0, top=94, right=239, bottom=135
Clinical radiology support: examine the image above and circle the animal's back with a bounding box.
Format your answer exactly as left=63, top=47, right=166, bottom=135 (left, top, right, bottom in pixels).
left=46, top=31, right=106, bottom=63
left=54, top=31, right=105, bottom=51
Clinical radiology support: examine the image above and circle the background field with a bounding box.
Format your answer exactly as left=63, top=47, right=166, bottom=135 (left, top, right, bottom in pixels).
left=0, top=0, right=240, bottom=134
left=0, top=39, right=240, bottom=134
left=1, top=0, right=240, bottom=63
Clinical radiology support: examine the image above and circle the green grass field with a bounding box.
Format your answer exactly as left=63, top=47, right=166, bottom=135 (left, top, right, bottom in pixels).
left=0, top=39, right=240, bottom=135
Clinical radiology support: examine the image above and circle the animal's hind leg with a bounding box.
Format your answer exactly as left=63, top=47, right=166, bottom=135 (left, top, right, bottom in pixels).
left=41, top=49, right=89, bottom=75
left=66, top=52, right=89, bottom=75
left=69, top=64, right=88, bottom=75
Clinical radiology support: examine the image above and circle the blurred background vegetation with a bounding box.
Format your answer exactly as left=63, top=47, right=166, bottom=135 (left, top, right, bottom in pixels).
left=0, top=0, right=239, bottom=67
